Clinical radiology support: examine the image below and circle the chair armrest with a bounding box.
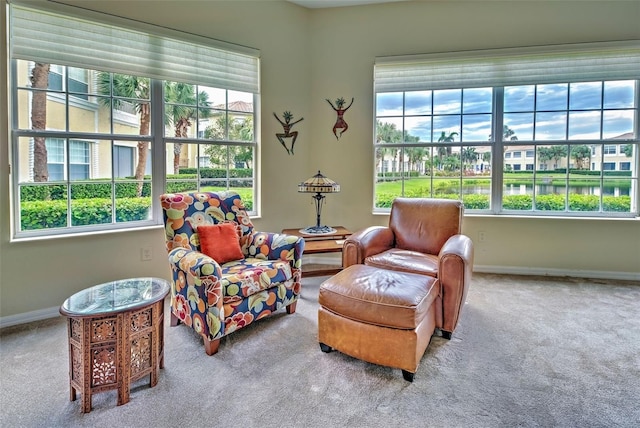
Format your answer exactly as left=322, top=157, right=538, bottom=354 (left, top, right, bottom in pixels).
left=168, top=247, right=225, bottom=338
left=343, top=226, right=395, bottom=267
left=243, top=231, right=305, bottom=270
left=438, top=234, right=474, bottom=333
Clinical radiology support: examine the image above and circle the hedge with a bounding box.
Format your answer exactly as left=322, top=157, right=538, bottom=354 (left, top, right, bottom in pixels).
left=21, top=197, right=152, bottom=230
left=374, top=192, right=631, bottom=212
left=178, top=168, right=253, bottom=179
left=21, top=180, right=152, bottom=202
left=20, top=192, right=255, bottom=231
left=505, top=169, right=631, bottom=177
left=20, top=170, right=255, bottom=202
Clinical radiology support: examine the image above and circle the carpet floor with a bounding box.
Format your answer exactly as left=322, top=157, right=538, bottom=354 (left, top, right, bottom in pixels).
left=1, top=272, right=639, bottom=428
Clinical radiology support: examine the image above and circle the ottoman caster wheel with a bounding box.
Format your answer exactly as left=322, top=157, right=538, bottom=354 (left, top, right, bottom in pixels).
left=402, top=370, right=415, bottom=382
left=319, top=343, right=333, bottom=353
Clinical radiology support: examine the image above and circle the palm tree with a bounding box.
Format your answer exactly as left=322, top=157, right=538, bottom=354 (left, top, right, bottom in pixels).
left=482, top=152, right=491, bottom=163
left=503, top=125, right=518, bottom=142
left=30, top=63, right=50, bottom=183
left=499, top=125, right=519, bottom=158
left=438, top=130, right=458, bottom=146
left=537, top=146, right=554, bottom=169
left=539, top=145, right=568, bottom=169
left=570, top=145, right=591, bottom=170
left=375, top=120, right=402, bottom=175
left=461, top=147, right=478, bottom=171
left=96, top=72, right=150, bottom=196
left=164, top=82, right=211, bottom=174
left=406, top=147, right=427, bottom=174
left=203, top=115, right=254, bottom=167
left=401, top=131, right=422, bottom=174
left=437, top=131, right=458, bottom=161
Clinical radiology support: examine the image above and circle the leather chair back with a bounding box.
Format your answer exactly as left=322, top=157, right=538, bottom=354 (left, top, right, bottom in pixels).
left=389, top=198, right=463, bottom=255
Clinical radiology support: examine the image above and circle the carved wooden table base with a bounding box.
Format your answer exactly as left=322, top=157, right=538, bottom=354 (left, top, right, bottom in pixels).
left=60, top=278, right=169, bottom=413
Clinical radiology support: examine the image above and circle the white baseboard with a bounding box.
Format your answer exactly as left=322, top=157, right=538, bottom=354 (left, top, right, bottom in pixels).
left=472, top=265, right=640, bottom=282
left=2, top=263, right=637, bottom=329
left=0, top=306, right=61, bottom=329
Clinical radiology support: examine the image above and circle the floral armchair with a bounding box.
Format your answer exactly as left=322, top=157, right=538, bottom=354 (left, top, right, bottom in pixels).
left=160, top=191, right=305, bottom=355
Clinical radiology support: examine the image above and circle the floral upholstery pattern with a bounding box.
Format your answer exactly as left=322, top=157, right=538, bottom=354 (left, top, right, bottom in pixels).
left=160, top=192, right=304, bottom=353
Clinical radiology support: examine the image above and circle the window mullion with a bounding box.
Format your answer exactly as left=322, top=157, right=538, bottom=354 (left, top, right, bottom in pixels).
left=492, top=87, right=504, bottom=214
left=151, top=79, right=165, bottom=221
left=633, top=81, right=640, bottom=213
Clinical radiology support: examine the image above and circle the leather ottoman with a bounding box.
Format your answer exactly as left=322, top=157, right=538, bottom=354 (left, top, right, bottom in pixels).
left=318, top=264, right=440, bottom=381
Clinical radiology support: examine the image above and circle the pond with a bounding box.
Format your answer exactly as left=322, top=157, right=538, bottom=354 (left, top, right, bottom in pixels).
left=462, top=184, right=630, bottom=196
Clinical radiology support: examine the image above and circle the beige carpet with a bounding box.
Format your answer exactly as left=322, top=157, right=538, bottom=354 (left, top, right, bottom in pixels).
left=1, top=273, right=639, bottom=427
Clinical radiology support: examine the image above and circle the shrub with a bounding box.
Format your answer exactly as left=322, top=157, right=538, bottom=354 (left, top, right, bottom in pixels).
left=20, top=180, right=152, bottom=201
left=501, top=195, right=533, bottom=210
left=603, top=196, right=631, bottom=212
left=178, top=168, right=253, bottom=179
left=462, top=194, right=490, bottom=209
left=21, top=197, right=151, bottom=230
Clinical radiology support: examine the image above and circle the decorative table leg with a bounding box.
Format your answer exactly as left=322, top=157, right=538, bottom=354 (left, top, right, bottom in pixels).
left=81, top=318, right=92, bottom=413
left=118, top=312, right=130, bottom=406
left=66, top=319, right=77, bottom=402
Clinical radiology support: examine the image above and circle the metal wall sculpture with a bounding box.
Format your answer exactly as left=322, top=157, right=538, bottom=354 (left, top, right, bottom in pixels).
left=326, top=97, right=354, bottom=140
left=273, top=111, right=304, bottom=155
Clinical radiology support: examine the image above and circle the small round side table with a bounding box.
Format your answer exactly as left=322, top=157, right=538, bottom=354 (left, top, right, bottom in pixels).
left=59, top=277, right=170, bottom=413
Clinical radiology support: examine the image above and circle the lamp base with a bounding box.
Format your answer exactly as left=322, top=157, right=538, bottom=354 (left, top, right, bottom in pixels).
left=299, top=225, right=337, bottom=235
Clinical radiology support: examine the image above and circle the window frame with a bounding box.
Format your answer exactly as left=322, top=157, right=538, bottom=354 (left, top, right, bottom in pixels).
left=9, top=3, right=260, bottom=240
left=373, top=42, right=640, bottom=218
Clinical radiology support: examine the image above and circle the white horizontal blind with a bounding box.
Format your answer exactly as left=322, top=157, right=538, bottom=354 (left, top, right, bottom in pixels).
left=10, top=3, right=260, bottom=93
left=375, top=41, right=640, bottom=92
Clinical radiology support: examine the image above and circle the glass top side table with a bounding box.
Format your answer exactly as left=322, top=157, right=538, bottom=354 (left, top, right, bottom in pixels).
left=60, top=277, right=170, bottom=413
left=61, top=277, right=170, bottom=317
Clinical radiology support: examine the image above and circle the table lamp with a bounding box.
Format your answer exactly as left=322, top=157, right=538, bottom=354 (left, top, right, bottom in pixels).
left=298, top=170, right=340, bottom=234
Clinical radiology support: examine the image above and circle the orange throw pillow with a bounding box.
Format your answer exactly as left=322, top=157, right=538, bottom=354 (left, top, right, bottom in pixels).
left=198, top=223, right=244, bottom=264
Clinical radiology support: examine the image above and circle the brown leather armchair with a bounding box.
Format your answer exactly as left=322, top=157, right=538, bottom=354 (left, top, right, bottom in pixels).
left=342, top=198, right=474, bottom=339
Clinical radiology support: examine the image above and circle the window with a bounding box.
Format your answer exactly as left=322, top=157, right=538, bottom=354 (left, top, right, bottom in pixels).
left=46, top=138, right=90, bottom=181
left=48, top=64, right=89, bottom=100
left=9, top=3, right=259, bottom=238
left=604, top=145, right=617, bottom=155
left=374, top=41, right=639, bottom=216
left=114, top=145, right=134, bottom=178
left=198, top=156, right=211, bottom=168
left=164, top=85, right=256, bottom=199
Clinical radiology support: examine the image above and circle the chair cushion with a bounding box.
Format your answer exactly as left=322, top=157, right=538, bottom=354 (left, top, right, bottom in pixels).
left=198, top=223, right=244, bottom=264
left=365, top=248, right=439, bottom=278
left=221, top=258, right=293, bottom=303
left=319, top=264, right=439, bottom=330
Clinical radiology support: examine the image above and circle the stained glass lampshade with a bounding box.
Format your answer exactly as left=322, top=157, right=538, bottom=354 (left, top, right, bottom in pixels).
left=298, top=170, right=340, bottom=234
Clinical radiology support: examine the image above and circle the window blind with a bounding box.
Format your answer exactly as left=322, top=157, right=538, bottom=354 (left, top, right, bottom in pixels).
left=375, top=41, right=640, bottom=93
left=10, top=3, right=260, bottom=94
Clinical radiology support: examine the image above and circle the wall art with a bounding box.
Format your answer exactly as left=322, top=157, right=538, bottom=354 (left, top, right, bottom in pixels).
left=273, top=111, right=304, bottom=155
left=326, top=97, right=354, bottom=140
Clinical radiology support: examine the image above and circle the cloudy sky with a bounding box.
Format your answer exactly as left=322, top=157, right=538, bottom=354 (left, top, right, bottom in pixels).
left=376, top=80, right=635, bottom=143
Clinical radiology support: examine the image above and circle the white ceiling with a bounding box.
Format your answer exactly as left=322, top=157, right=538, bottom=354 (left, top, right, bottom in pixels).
left=287, top=0, right=408, bottom=9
